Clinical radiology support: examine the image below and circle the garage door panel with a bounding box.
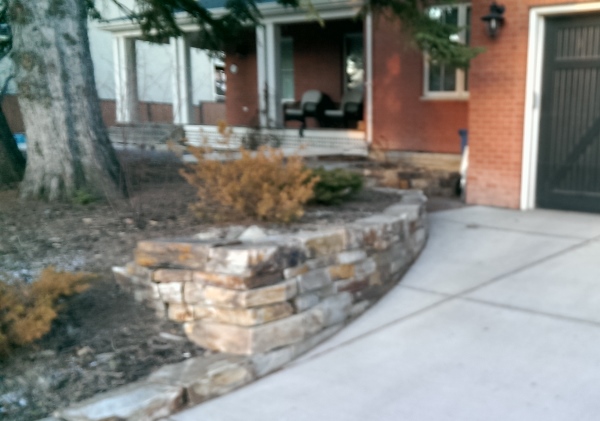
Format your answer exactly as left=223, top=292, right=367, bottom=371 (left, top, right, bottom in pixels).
left=537, top=14, right=600, bottom=213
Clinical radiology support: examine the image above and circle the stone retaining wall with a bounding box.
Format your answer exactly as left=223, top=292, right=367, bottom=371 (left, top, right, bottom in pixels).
left=115, top=190, right=427, bottom=357
left=52, top=190, right=427, bottom=421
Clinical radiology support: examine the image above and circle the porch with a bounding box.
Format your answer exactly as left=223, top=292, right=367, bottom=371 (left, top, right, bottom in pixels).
left=100, top=0, right=372, bottom=157
left=184, top=125, right=368, bottom=156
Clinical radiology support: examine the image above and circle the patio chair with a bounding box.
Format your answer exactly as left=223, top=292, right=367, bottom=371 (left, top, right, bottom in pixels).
left=284, top=90, right=328, bottom=136
left=324, top=90, right=363, bottom=128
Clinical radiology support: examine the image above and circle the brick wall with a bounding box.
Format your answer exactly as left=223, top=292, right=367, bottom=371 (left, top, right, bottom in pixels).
left=284, top=19, right=362, bottom=129
left=224, top=33, right=260, bottom=127
left=283, top=20, right=362, bottom=104
left=371, top=16, right=468, bottom=154
left=199, top=102, right=226, bottom=125
left=2, top=95, right=225, bottom=132
left=467, top=0, right=598, bottom=209
left=221, top=17, right=467, bottom=151
left=223, top=20, right=362, bottom=129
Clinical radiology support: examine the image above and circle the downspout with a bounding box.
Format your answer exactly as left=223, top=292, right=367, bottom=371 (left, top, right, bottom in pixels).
left=365, top=12, right=373, bottom=145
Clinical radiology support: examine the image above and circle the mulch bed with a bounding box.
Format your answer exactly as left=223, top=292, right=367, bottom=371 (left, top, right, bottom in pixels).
left=0, top=150, right=412, bottom=420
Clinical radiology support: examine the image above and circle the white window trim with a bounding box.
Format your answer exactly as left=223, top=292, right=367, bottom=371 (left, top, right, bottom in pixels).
left=280, top=37, right=295, bottom=102
left=422, top=3, right=471, bottom=100
left=343, top=32, right=364, bottom=93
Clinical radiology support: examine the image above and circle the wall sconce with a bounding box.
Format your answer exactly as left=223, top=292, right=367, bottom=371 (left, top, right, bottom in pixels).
left=481, top=2, right=505, bottom=39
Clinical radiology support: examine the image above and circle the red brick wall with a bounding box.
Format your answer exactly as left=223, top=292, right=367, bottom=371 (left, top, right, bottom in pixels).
left=138, top=102, right=175, bottom=124
left=223, top=20, right=362, bottom=128
left=199, top=102, right=226, bottom=125
left=283, top=20, right=362, bottom=104
left=283, top=20, right=362, bottom=129
left=3, top=95, right=221, bottom=133
left=97, top=100, right=195, bottom=126
left=371, top=16, right=468, bottom=154
left=467, top=0, right=598, bottom=209
left=224, top=35, right=259, bottom=127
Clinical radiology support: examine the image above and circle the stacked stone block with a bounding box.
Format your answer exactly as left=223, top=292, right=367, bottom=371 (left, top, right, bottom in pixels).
left=114, top=190, right=428, bottom=358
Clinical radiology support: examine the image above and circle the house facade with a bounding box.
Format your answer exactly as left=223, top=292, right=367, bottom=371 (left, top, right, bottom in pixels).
left=101, top=0, right=600, bottom=214
left=469, top=0, right=600, bottom=213
left=0, top=0, right=224, bottom=133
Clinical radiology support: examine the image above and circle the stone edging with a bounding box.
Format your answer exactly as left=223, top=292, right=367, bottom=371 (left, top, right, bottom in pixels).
left=50, top=189, right=428, bottom=421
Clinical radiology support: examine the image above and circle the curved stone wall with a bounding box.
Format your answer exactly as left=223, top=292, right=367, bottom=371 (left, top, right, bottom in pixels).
left=55, top=190, right=427, bottom=421
left=117, top=189, right=427, bottom=358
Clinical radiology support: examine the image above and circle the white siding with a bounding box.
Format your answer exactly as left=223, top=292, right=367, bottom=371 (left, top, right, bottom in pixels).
left=2, top=0, right=216, bottom=104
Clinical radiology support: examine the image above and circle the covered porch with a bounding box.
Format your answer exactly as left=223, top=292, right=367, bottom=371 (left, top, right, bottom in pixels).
left=100, top=1, right=372, bottom=156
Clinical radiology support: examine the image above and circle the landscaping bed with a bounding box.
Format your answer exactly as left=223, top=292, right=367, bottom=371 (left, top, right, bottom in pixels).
left=0, top=150, right=413, bottom=421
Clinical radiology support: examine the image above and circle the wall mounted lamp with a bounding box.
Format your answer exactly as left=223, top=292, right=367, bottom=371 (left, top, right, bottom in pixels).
left=481, top=2, right=505, bottom=39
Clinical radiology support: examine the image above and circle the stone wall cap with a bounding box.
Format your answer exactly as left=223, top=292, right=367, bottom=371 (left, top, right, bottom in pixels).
left=354, top=214, right=407, bottom=225
left=55, top=381, right=183, bottom=421
left=148, top=354, right=248, bottom=386
left=140, top=237, right=241, bottom=246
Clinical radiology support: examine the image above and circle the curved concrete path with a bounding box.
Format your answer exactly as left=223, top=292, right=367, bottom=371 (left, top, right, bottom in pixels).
left=170, top=206, right=600, bottom=421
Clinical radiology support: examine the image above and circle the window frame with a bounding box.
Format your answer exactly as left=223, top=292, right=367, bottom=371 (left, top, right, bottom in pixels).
left=280, top=37, right=295, bottom=103
left=343, top=32, right=365, bottom=93
left=422, top=3, right=471, bottom=101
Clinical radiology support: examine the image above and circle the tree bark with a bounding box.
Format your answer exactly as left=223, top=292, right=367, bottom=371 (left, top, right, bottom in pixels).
left=10, top=0, right=126, bottom=201
left=0, top=104, right=25, bottom=188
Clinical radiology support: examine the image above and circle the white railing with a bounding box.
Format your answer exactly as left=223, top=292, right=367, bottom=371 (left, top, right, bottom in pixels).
left=183, top=125, right=369, bottom=157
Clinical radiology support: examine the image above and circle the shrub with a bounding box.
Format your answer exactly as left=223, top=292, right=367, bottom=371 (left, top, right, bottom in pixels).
left=311, top=167, right=363, bottom=205
left=181, top=146, right=318, bottom=223
left=72, top=189, right=97, bottom=205
left=0, top=267, right=95, bottom=357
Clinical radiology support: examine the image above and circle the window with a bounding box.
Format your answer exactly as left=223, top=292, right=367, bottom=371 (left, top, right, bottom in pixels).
left=344, top=34, right=364, bottom=92
left=423, top=4, right=471, bottom=99
left=213, top=52, right=226, bottom=101
left=280, top=38, right=294, bottom=101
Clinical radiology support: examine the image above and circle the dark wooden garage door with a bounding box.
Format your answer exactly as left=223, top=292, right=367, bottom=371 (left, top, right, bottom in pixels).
left=537, top=14, right=600, bottom=212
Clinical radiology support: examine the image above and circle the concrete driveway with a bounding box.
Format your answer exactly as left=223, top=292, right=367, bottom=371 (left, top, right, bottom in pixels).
left=170, top=206, right=600, bottom=421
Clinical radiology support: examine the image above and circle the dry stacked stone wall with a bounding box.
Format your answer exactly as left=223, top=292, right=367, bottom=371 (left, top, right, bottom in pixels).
left=114, top=190, right=428, bottom=358
left=54, top=190, right=427, bottom=421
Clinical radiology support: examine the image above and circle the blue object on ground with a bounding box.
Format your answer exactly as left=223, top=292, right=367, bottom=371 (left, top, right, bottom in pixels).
left=14, top=133, right=26, bottom=151
left=458, top=129, right=468, bottom=152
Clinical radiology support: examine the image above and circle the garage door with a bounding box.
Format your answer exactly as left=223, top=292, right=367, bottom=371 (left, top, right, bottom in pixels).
left=537, top=14, right=600, bottom=212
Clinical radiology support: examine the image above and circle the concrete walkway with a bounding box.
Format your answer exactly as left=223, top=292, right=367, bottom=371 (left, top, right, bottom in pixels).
left=170, top=206, right=600, bottom=421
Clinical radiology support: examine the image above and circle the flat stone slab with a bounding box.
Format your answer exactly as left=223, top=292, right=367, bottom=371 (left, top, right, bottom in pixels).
left=56, top=381, right=184, bottom=421
left=148, top=355, right=253, bottom=405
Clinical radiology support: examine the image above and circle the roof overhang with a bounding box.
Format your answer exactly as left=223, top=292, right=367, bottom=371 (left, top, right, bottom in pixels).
left=98, top=0, right=365, bottom=36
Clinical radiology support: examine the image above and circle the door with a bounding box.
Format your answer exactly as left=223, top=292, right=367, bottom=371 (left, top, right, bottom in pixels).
left=537, top=14, right=600, bottom=212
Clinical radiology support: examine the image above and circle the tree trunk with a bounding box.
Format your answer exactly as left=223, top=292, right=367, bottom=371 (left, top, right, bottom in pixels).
left=10, top=0, right=126, bottom=201
left=0, top=104, right=25, bottom=188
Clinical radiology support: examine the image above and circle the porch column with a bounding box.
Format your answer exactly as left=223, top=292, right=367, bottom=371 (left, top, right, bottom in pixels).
left=113, top=36, right=139, bottom=123
left=256, top=26, right=268, bottom=127
left=265, top=22, right=282, bottom=128
left=171, top=35, right=193, bottom=125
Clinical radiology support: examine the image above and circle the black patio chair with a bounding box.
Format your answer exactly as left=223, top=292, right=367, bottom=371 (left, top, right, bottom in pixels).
left=284, top=90, right=328, bottom=136
left=324, top=90, right=363, bottom=128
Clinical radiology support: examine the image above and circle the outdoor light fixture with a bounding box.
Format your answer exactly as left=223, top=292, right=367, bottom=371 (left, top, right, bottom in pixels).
left=481, top=2, right=505, bottom=39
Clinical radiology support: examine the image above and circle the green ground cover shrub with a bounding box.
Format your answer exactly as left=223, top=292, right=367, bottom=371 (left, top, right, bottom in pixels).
left=311, top=167, right=363, bottom=205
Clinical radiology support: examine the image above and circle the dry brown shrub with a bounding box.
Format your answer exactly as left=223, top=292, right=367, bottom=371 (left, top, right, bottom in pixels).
left=180, top=144, right=318, bottom=223
left=0, top=267, right=95, bottom=357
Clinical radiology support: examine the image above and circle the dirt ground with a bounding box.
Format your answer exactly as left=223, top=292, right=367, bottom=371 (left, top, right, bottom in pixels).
left=0, top=151, right=208, bottom=420
left=0, top=150, right=455, bottom=420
